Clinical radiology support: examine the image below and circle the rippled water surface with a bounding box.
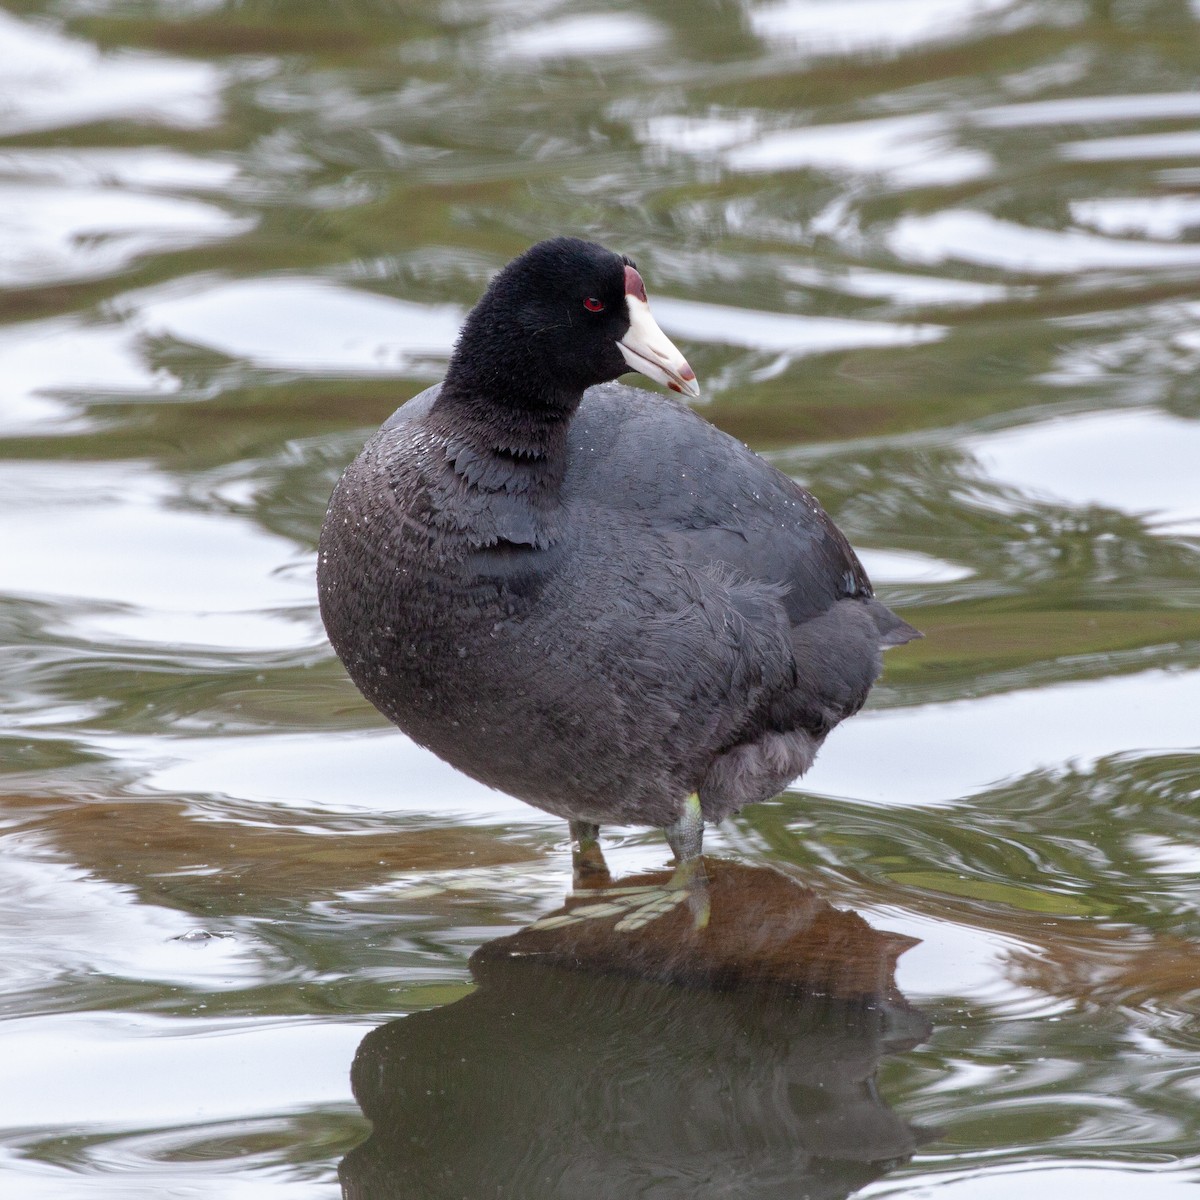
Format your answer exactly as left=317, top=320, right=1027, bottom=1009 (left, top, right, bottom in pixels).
left=3, top=0, right=1200, bottom=1195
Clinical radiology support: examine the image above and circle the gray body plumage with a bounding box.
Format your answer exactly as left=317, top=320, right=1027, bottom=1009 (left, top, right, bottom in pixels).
left=318, top=379, right=915, bottom=829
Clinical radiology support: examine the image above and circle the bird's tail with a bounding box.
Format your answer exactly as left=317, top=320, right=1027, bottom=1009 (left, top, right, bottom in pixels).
left=864, top=598, right=923, bottom=648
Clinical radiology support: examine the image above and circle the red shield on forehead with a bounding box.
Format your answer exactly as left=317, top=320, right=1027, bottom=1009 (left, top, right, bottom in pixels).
left=624, top=264, right=648, bottom=302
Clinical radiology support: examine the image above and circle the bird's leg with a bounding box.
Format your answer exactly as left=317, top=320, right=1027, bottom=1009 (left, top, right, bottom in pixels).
left=664, top=792, right=704, bottom=866
left=569, top=819, right=612, bottom=888
left=663, top=793, right=709, bottom=929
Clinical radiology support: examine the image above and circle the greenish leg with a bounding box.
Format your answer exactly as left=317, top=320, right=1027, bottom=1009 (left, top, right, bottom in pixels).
left=664, top=793, right=704, bottom=864
left=663, top=794, right=709, bottom=929
left=569, top=819, right=611, bottom=888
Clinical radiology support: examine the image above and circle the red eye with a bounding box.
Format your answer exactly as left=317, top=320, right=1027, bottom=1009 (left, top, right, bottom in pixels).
left=583, top=297, right=605, bottom=312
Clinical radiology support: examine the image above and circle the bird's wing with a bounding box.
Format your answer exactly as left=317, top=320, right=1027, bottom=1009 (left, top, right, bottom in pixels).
left=567, top=383, right=871, bottom=624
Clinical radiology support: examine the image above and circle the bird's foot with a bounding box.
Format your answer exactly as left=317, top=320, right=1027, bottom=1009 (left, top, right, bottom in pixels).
left=533, top=857, right=710, bottom=934
left=536, top=799, right=708, bottom=932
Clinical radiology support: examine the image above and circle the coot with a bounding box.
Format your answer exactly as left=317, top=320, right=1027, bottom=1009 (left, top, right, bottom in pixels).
left=318, top=237, right=917, bottom=868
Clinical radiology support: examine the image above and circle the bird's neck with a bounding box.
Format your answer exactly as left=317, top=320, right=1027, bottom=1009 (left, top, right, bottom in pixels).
left=429, top=381, right=576, bottom=497
left=435, top=292, right=592, bottom=452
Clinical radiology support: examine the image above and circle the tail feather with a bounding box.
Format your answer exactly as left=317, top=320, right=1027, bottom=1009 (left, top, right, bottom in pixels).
left=865, top=598, right=922, bottom=648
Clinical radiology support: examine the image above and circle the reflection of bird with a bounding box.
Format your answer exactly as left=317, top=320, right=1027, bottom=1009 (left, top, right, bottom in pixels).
left=319, top=238, right=918, bottom=871
left=339, top=861, right=929, bottom=1200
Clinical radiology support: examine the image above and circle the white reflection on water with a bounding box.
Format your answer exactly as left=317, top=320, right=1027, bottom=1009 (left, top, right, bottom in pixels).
left=1070, top=196, right=1200, bottom=241
left=723, top=113, right=992, bottom=188
left=0, top=184, right=252, bottom=288
left=747, top=0, right=1017, bottom=54
left=857, top=548, right=972, bottom=584
left=863, top=1162, right=1200, bottom=1199
left=974, top=91, right=1200, bottom=128
left=0, top=847, right=263, bottom=998
left=1130, top=833, right=1200, bottom=876
left=889, top=209, right=1200, bottom=274
left=641, top=109, right=993, bottom=189
left=0, top=318, right=172, bottom=435
left=498, top=12, right=667, bottom=59
left=800, top=668, right=1200, bottom=806
left=781, top=262, right=1008, bottom=308
left=0, top=1013, right=363, bottom=1128
left=967, top=408, right=1200, bottom=534
left=1060, top=130, right=1200, bottom=163
left=0, top=10, right=221, bottom=137
left=132, top=730, right=542, bottom=823
left=0, top=463, right=315, bottom=650
left=882, top=907, right=1050, bottom=1013
left=639, top=113, right=760, bottom=156
left=0, top=148, right=239, bottom=191
left=133, top=277, right=463, bottom=375
left=653, top=295, right=943, bottom=354
left=0, top=1155, right=334, bottom=1200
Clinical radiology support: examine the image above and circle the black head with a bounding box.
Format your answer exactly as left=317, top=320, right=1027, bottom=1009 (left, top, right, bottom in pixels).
left=444, top=237, right=698, bottom=413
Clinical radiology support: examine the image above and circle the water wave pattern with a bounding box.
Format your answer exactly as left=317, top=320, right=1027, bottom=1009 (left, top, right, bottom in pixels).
left=1, top=0, right=1199, bottom=1196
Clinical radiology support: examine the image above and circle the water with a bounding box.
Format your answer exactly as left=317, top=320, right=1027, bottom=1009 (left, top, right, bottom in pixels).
left=2, top=0, right=1199, bottom=1195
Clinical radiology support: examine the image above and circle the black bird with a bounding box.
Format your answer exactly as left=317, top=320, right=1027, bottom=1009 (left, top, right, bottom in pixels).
left=318, top=237, right=917, bottom=879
